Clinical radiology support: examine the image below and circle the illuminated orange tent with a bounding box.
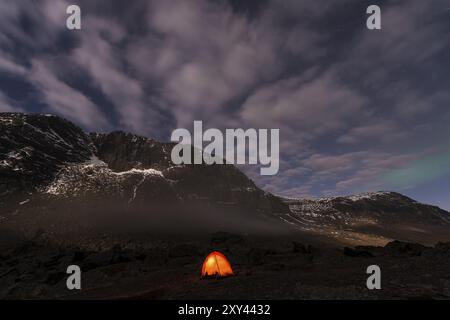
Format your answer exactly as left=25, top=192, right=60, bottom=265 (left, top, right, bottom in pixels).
left=201, top=251, right=234, bottom=278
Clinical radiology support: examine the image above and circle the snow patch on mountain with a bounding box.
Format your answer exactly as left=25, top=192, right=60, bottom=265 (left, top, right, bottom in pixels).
left=44, top=157, right=165, bottom=198
left=114, top=168, right=163, bottom=177
left=19, top=199, right=30, bottom=205
left=84, top=155, right=106, bottom=167
left=347, top=191, right=399, bottom=202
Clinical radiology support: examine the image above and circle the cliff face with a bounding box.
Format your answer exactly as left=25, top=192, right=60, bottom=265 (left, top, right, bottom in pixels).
left=0, top=113, right=289, bottom=237
left=0, top=113, right=94, bottom=195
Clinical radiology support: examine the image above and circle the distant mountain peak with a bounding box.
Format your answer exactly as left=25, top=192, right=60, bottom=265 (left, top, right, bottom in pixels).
left=282, top=191, right=450, bottom=245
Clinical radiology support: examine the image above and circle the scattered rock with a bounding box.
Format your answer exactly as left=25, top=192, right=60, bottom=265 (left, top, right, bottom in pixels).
left=45, top=272, right=66, bottom=285
left=211, top=232, right=245, bottom=246
left=435, top=242, right=450, bottom=255
left=384, top=241, right=427, bottom=256
left=144, top=248, right=168, bottom=266
left=294, top=284, right=376, bottom=300
left=169, top=243, right=200, bottom=258
left=0, top=228, right=26, bottom=252
left=292, top=242, right=314, bottom=254
left=247, top=248, right=265, bottom=265
left=343, top=247, right=374, bottom=258
left=110, top=245, right=134, bottom=264
left=269, top=263, right=285, bottom=271
left=71, top=251, right=88, bottom=263
left=83, top=251, right=113, bottom=270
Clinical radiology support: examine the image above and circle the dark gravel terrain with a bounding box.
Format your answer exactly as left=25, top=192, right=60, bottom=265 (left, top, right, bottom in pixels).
left=1, top=231, right=450, bottom=300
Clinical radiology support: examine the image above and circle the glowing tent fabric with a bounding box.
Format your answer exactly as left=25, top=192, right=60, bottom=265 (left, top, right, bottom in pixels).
left=201, top=251, right=234, bottom=278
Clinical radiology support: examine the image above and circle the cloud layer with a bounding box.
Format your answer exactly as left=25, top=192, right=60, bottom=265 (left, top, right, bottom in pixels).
left=1, top=0, right=449, bottom=208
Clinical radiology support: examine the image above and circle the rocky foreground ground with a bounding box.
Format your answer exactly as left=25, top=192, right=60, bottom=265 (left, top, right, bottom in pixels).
left=1, top=232, right=450, bottom=300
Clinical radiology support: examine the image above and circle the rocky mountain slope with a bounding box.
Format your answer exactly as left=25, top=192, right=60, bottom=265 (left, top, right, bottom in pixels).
left=282, top=192, right=450, bottom=245
left=0, top=113, right=94, bottom=195
left=1, top=113, right=449, bottom=245
left=0, top=113, right=288, bottom=238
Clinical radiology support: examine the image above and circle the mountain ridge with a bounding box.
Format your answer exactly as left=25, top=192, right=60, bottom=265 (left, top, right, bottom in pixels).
left=0, top=112, right=289, bottom=239
left=1, top=112, right=449, bottom=246
left=281, top=191, right=450, bottom=245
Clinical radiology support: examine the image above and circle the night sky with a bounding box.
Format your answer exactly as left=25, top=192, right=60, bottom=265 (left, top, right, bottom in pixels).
left=1, top=0, right=450, bottom=210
